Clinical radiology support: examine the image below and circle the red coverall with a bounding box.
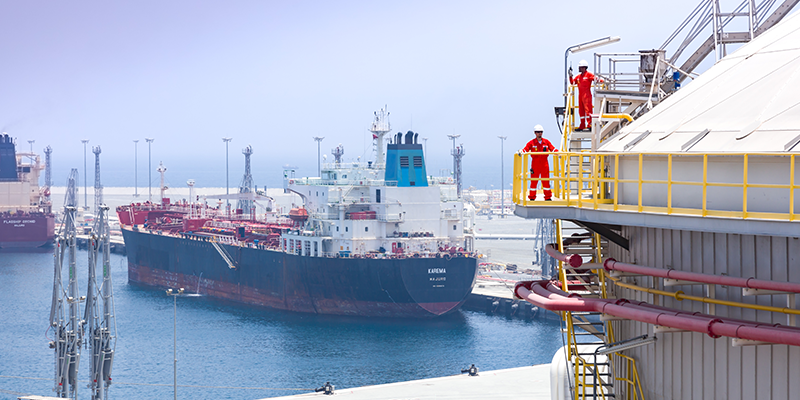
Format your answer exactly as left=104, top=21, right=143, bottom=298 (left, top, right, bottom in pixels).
left=570, top=71, right=603, bottom=130
left=523, top=138, right=557, bottom=200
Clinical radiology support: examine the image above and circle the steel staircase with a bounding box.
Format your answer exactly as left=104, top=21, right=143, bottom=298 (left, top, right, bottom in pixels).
left=557, top=83, right=644, bottom=400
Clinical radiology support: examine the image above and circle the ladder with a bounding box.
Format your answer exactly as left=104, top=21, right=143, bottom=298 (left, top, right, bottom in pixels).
left=557, top=220, right=616, bottom=399
left=211, top=239, right=237, bottom=269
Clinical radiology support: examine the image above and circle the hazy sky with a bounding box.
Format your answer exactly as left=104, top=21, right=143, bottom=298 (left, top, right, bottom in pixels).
left=0, top=0, right=773, bottom=190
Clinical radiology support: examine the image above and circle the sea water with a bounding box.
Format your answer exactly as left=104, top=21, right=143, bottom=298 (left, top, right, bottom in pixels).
left=0, top=248, right=565, bottom=399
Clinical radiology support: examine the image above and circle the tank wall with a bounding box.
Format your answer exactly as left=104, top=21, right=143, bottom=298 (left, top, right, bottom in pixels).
left=614, top=155, right=800, bottom=214
left=606, top=226, right=800, bottom=400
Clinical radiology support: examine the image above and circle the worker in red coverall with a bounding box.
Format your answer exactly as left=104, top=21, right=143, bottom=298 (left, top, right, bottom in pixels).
left=520, top=125, right=558, bottom=201
left=569, top=59, right=604, bottom=131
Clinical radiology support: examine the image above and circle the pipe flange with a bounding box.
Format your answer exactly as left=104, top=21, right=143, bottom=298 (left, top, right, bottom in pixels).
left=707, top=318, right=723, bottom=338
left=613, top=298, right=629, bottom=306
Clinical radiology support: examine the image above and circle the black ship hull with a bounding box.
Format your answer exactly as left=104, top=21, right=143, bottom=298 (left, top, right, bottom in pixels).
left=122, top=228, right=478, bottom=317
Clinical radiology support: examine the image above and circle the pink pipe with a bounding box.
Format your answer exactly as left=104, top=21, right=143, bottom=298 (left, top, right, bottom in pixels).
left=514, top=280, right=800, bottom=347
left=544, top=244, right=583, bottom=268
left=629, top=299, right=800, bottom=334
left=603, top=258, right=800, bottom=294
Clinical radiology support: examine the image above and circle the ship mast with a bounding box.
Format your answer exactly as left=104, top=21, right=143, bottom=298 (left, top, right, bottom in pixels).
left=369, top=106, right=391, bottom=169
left=44, top=146, right=52, bottom=206
left=237, top=145, right=254, bottom=217
left=50, top=168, right=82, bottom=398
left=447, top=134, right=465, bottom=198
left=157, top=162, right=167, bottom=204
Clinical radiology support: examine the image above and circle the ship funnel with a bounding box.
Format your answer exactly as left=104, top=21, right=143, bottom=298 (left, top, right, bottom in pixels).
left=0, top=134, right=18, bottom=181
left=384, top=130, right=427, bottom=187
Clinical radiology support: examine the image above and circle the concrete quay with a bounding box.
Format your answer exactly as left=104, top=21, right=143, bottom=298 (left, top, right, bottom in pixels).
left=263, top=364, right=552, bottom=400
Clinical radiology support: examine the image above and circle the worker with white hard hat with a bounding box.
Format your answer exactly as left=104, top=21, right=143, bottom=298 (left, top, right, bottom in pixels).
left=569, top=60, right=604, bottom=131
left=520, top=124, right=557, bottom=201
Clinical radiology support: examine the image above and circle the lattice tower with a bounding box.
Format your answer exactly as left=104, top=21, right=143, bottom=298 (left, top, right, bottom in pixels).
left=93, top=146, right=103, bottom=215
left=237, top=145, right=254, bottom=215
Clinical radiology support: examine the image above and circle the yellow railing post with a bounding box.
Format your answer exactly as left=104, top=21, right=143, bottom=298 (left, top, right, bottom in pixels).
left=791, top=154, right=796, bottom=221
left=667, top=154, right=673, bottom=214
left=702, top=154, right=708, bottom=217
left=614, top=154, right=619, bottom=211
left=513, top=153, right=522, bottom=205
left=743, top=154, right=749, bottom=219
left=578, top=153, right=585, bottom=207
left=637, top=154, right=643, bottom=212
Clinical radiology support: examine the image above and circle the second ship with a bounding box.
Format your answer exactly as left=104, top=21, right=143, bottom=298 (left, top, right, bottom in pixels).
left=117, top=108, right=479, bottom=317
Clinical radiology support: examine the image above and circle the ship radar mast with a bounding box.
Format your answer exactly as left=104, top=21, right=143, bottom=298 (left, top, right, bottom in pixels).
left=332, top=144, right=344, bottom=167
left=369, top=106, right=391, bottom=169
left=448, top=134, right=465, bottom=198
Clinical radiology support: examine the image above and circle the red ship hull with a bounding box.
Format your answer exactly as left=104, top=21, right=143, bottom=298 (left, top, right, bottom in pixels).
left=0, top=213, right=55, bottom=248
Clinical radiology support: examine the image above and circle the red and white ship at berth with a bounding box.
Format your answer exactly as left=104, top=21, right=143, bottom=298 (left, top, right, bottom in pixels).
left=116, top=108, right=479, bottom=318
left=0, top=133, right=54, bottom=249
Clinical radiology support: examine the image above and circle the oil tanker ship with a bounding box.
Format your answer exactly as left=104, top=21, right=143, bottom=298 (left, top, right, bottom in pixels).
left=0, top=133, right=54, bottom=249
left=117, top=109, right=478, bottom=317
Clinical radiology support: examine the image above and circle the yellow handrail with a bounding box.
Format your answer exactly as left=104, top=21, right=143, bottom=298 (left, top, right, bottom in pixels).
left=513, top=151, right=799, bottom=222
left=598, top=113, right=634, bottom=122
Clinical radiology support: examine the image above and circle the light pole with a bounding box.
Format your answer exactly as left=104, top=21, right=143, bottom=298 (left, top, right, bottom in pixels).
left=145, top=138, right=154, bottom=202
left=133, top=140, right=139, bottom=197
left=313, top=136, right=324, bottom=177
left=81, top=139, right=89, bottom=210
left=222, top=137, right=232, bottom=211
left=564, top=36, right=620, bottom=106
left=498, top=136, right=507, bottom=218
left=314, top=136, right=325, bottom=178
left=166, top=288, right=201, bottom=400
left=27, top=140, right=34, bottom=164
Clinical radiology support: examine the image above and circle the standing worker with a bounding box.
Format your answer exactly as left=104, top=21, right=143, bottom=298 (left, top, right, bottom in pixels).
left=520, top=125, right=558, bottom=201
left=569, top=60, right=604, bottom=131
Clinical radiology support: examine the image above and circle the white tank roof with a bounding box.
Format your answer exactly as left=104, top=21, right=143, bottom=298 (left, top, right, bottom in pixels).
left=599, top=11, right=800, bottom=153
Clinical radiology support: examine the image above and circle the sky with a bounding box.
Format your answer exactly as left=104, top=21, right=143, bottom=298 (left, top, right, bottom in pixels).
left=0, top=0, right=782, bottom=191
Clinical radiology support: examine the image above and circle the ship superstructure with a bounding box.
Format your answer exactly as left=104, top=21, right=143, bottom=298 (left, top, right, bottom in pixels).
left=0, top=133, right=55, bottom=248
left=284, top=129, right=472, bottom=259
left=513, top=2, right=800, bottom=399
left=117, top=110, right=478, bottom=318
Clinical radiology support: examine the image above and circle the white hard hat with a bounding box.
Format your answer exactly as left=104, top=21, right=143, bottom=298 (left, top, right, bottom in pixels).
left=534, top=124, right=544, bottom=132
left=578, top=60, right=589, bottom=68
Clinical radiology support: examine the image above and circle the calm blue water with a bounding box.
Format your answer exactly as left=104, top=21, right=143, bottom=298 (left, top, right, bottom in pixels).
left=0, top=249, right=564, bottom=399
